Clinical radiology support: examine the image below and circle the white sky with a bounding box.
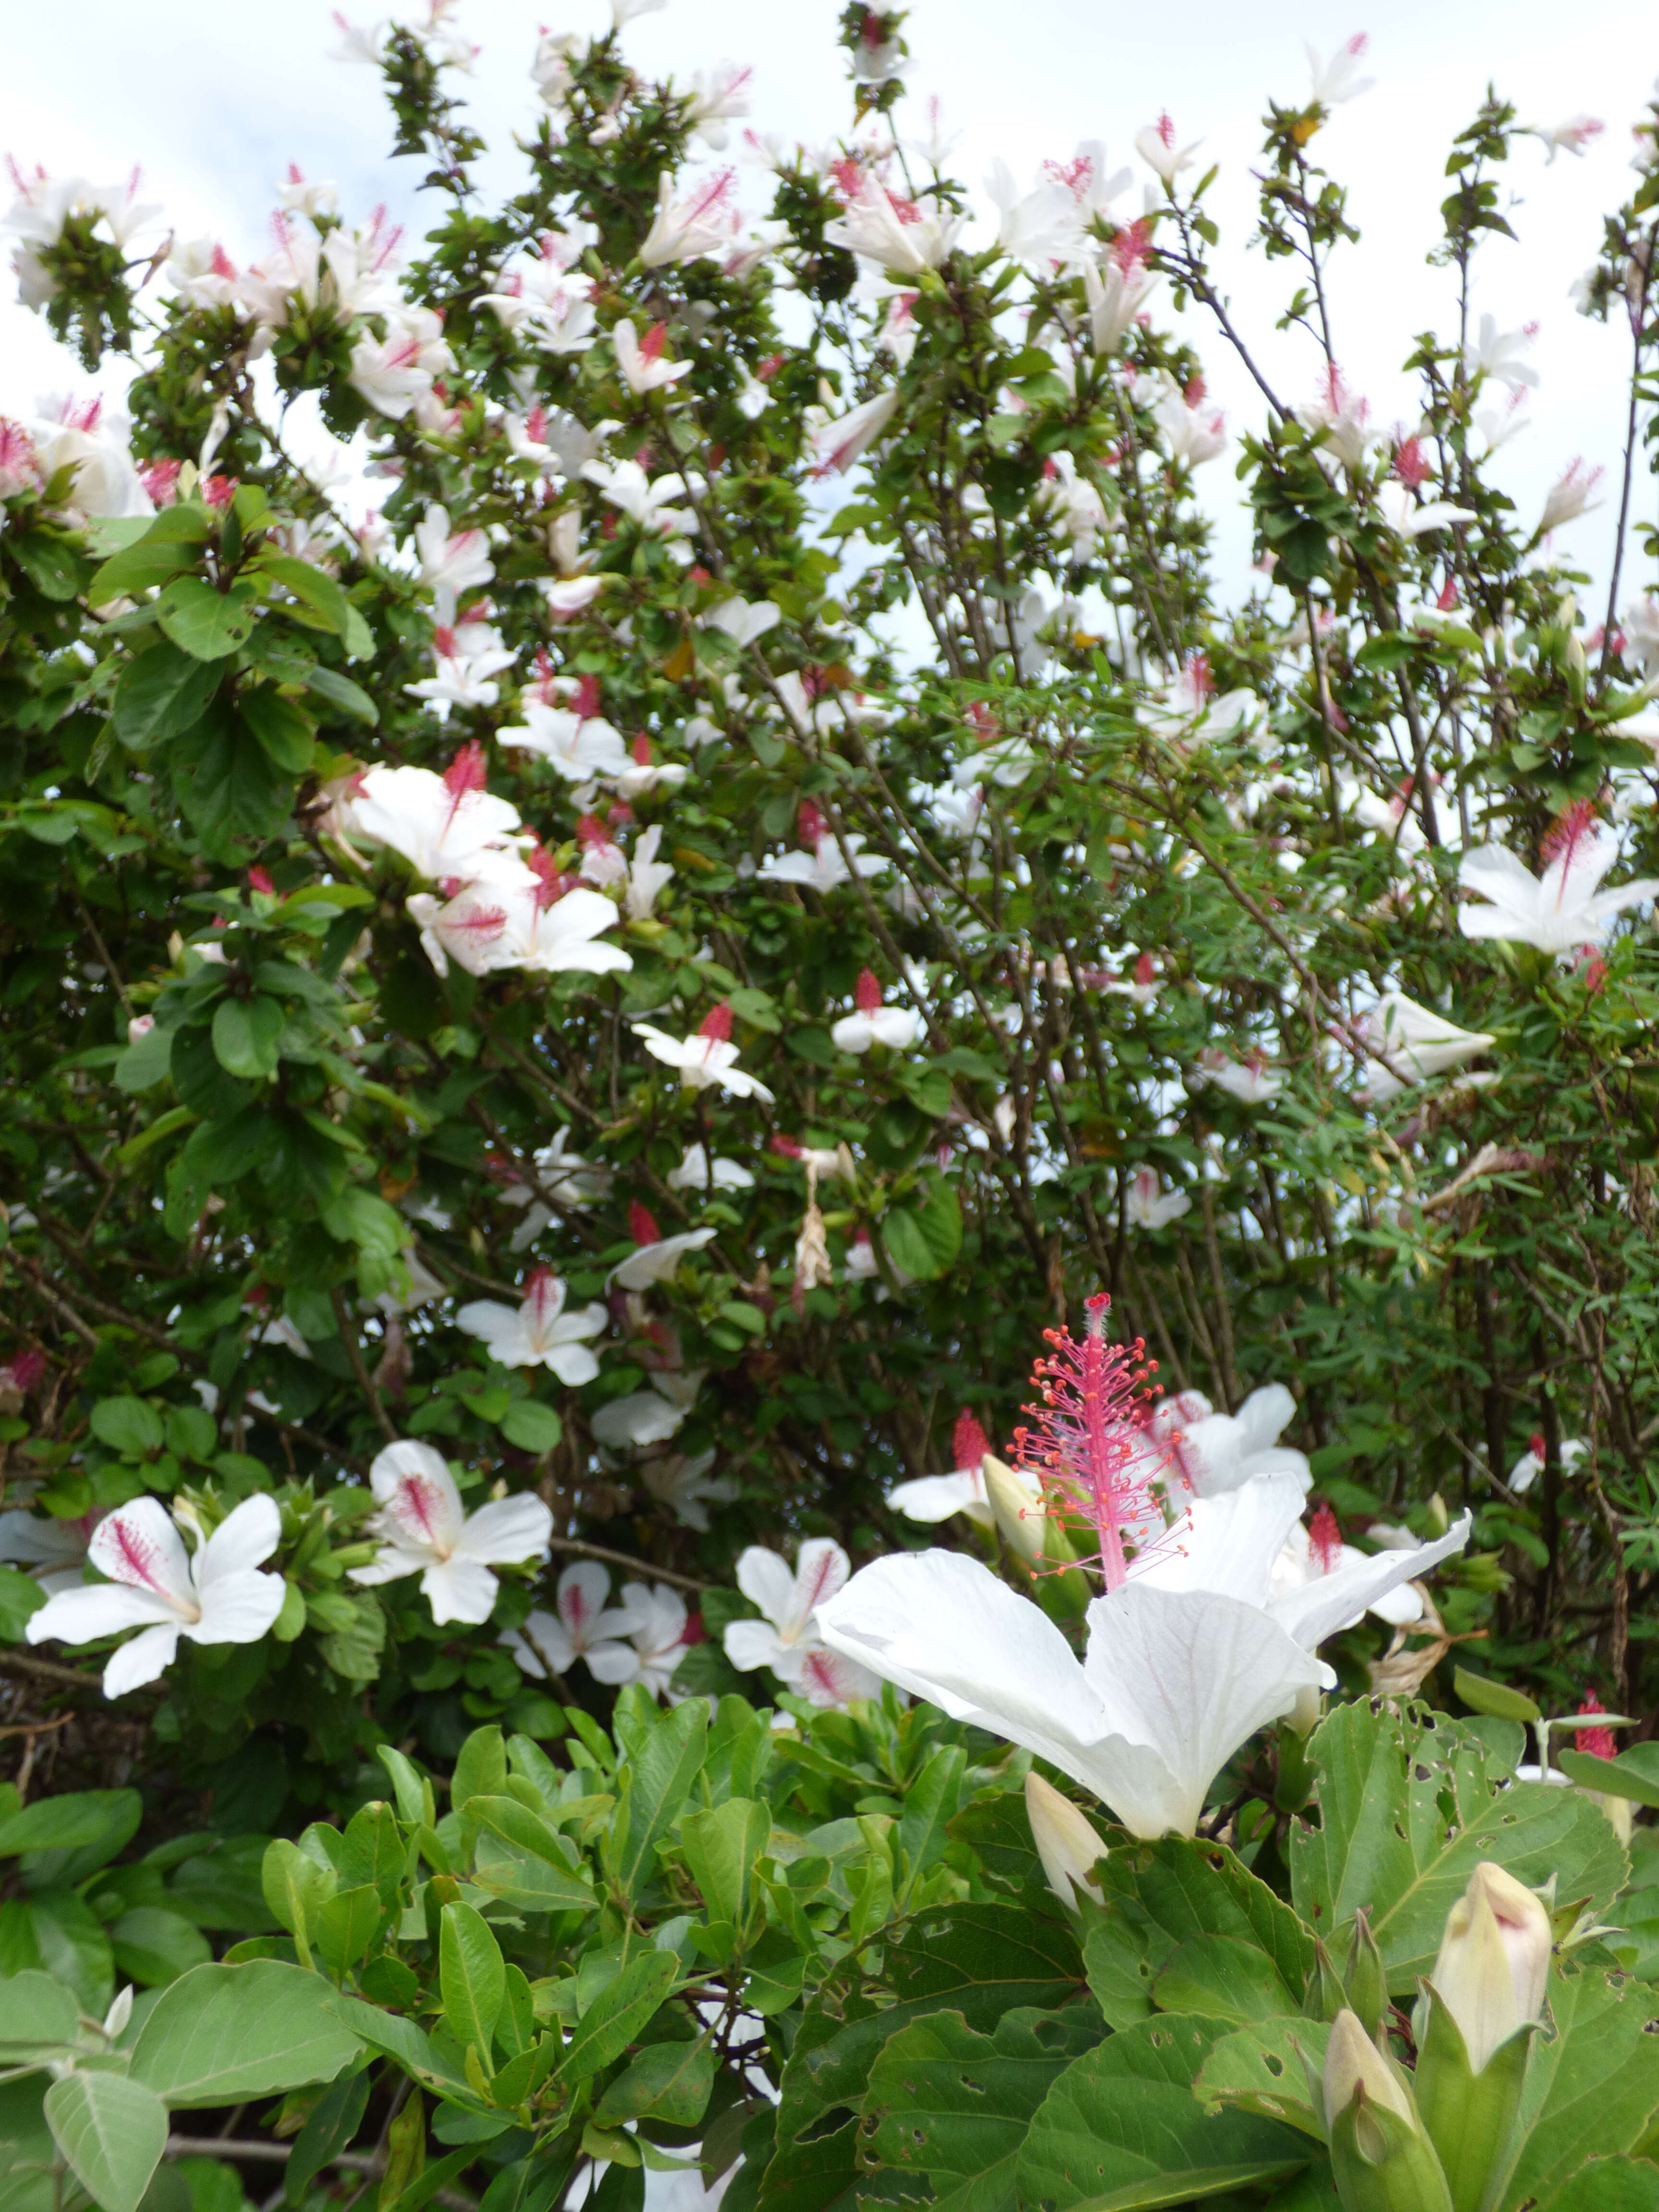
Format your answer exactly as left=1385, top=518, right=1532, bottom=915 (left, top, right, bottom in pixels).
left=4, top=0, right=1657, bottom=609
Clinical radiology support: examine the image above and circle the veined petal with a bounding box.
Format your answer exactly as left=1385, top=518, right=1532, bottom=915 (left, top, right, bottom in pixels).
left=104, top=1622, right=182, bottom=1698
left=723, top=1618, right=788, bottom=1673
left=505, top=1608, right=575, bottom=1675
left=196, top=1494, right=282, bottom=1587
left=543, top=1342, right=600, bottom=1386
left=370, top=1441, right=464, bottom=1556
left=89, top=1498, right=194, bottom=1610
left=1082, top=1584, right=1327, bottom=1834
left=26, top=1582, right=178, bottom=1646
left=457, top=1493, right=553, bottom=1566
left=556, top=1560, right=613, bottom=1638
left=349, top=1541, right=431, bottom=1588
left=887, top=1471, right=993, bottom=1525
left=584, top=1637, right=646, bottom=1685
left=1234, top=1385, right=1296, bottom=1456
left=789, top=1538, right=850, bottom=1637
left=735, top=1546, right=798, bottom=1632
left=1269, top=1513, right=1471, bottom=1650
left=1136, top=1472, right=1309, bottom=1608
left=421, top=1554, right=500, bottom=1626
left=191, top=1566, right=288, bottom=1646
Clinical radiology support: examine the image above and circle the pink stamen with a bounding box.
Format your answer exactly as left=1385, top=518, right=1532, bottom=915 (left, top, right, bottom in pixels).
left=697, top=1001, right=734, bottom=1043
left=1014, top=1292, right=1160, bottom=1590
left=1309, top=1502, right=1343, bottom=1574
left=629, top=1200, right=662, bottom=1245
left=1575, top=1693, right=1616, bottom=1762
left=854, top=968, right=883, bottom=1014
left=953, top=1410, right=990, bottom=1470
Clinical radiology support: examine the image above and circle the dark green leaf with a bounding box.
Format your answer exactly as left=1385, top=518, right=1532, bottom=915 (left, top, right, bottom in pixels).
left=111, top=644, right=220, bottom=751
left=157, top=577, right=261, bottom=660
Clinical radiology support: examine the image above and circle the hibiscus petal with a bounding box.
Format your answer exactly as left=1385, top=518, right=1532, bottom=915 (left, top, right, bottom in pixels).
left=421, top=1555, right=501, bottom=1626
left=89, top=1498, right=193, bottom=1609
left=197, top=1494, right=282, bottom=1586
left=1269, top=1514, right=1471, bottom=1650
left=734, top=1546, right=799, bottom=1632
left=723, top=1618, right=787, bottom=1673
left=104, top=1622, right=183, bottom=1698
left=371, top=1441, right=465, bottom=1553
left=459, top=1494, right=553, bottom=1566
left=26, top=1583, right=177, bottom=1647
left=1135, top=1472, right=1308, bottom=1609
left=192, top=1567, right=288, bottom=1646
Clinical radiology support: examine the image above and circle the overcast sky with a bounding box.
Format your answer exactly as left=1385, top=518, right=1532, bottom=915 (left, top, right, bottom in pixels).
left=4, top=0, right=1657, bottom=606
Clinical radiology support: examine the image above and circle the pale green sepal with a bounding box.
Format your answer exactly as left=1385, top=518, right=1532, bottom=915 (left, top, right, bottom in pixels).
left=1411, top=1982, right=1534, bottom=2212
left=1329, top=2095, right=1455, bottom=2212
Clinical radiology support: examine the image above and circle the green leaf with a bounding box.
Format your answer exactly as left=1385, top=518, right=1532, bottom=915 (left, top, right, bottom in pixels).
left=452, top=1727, right=507, bottom=1809
left=882, top=1206, right=941, bottom=1282
left=1536, top=2154, right=1659, bottom=2209
left=761, top=1903, right=1082, bottom=2212
left=284, top=2067, right=370, bottom=2204
left=257, top=553, right=373, bottom=658
left=471, top=1832, right=599, bottom=1914
left=111, top=641, right=221, bottom=751
left=1152, top=1934, right=1298, bottom=2024
left=555, top=1949, right=679, bottom=2086
left=594, top=2039, right=716, bottom=2128
left=211, top=996, right=284, bottom=1081
left=44, top=2070, right=169, bottom=2212
left=865, top=2005, right=1105, bottom=2212
left=157, top=577, right=261, bottom=660
left=440, top=1902, right=506, bottom=2057
left=5, top=1890, right=115, bottom=2012
left=1195, top=2017, right=1331, bottom=2143
left=316, top=1886, right=383, bottom=1974
left=609, top=1700, right=709, bottom=1902
left=0, top=1791, right=143, bottom=1858
left=11, top=526, right=92, bottom=600
left=129, top=1959, right=362, bottom=2106
left=1290, top=1702, right=1626, bottom=1995
left=0, top=1969, right=81, bottom=2051
left=300, top=663, right=379, bottom=725
left=1454, top=1667, right=1540, bottom=1725
left=1084, top=1836, right=1315, bottom=2032
left=339, top=1803, right=406, bottom=1905
left=1558, top=1744, right=1659, bottom=1809
left=88, top=512, right=211, bottom=602
left=240, top=688, right=316, bottom=774
left=1018, top=2017, right=1311, bottom=2210
left=109, top=1907, right=213, bottom=1987
left=170, top=703, right=289, bottom=849
left=678, top=1799, right=770, bottom=1931
left=87, top=1397, right=163, bottom=1456
left=0, top=1566, right=45, bottom=1642
left=114, top=1021, right=177, bottom=1093
left=499, top=1400, right=564, bottom=1454
left=1502, top=1959, right=1659, bottom=2206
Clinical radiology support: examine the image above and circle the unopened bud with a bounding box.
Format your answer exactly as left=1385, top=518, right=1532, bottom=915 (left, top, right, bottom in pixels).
left=1323, top=2010, right=1415, bottom=2135
left=1324, top=2012, right=1452, bottom=2212
left=983, top=1453, right=1046, bottom=1564
left=1024, top=1771, right=1105, bottom=1911
left=1342, top=1908, right=1386, bottom=2034
left=1430, top=1861, right=1551, bottom=2074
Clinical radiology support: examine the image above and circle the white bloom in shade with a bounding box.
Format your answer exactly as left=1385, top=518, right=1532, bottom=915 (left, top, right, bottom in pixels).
left=1153, top=379, right=1226, bottom=467
left=824, top=176, right=960, bottom=274
left=581, top=456, right=703, bottom=536
left=1125, top=1167, right=1190, bottom=1230
left=889, top=1412, right=995, bottom=1529
left=831, top=969, right=926, bottom=1054
left=167, top=237, right=240, bottom=309
left=405, top=627, right=517, bottom=717
left=1083, top=255, right=1158, bottom=354
left=1430, top=1861, right=1552, bottom=2074
left=1377, top=482, right=1477, bottom=540
left=809, top=390, right=901, bottom=475
left=505, top=1560, right=639, bottom=1680
left=513, top=885, right=636, bottom=979
left=725, top=1540, right=880, bottom=1708
left=24, top=395, right=151, bottom=519
left=350, top=308, right=454, bottom=420
left=414, top=503, right=494, bottom=624
left=497, top=697, right=630, bottom=782
left=0, top=1508, right=93, bottom=1596
left=608, top=1208, right=720, bottom=1291
left=667, top=1143, right=755, bottom=1192
left=952, top=736, right=1037, bottom=790
left=455, top=1267, right=606, bottom=1382
left=591, top=1391, right=690, bottom=1448
left=1356, top=992, right=1495, bottom=1102
left=544, top=575, right=608, bottom=618
left=1621, top=593, right=1659, bottom=673
left=600, top=1582, right=695, bottom=1696
left=1134, top=113, right=1202, bottom=186
left=1298, top=366, right=1372, bottom=470
left=758, top=802, right=887, bottom=893
left=622, top=824, right=675, bottom=920
left=815, top=1547, right=1324, bottom=1838
left=1269, top=1503, right=1427, bottom=1629
left=351, top=754, right=528, bottom=882
left=641, top=1451, right=740, bottom=1531
left=1307, top=33, right=1373, bottom=106
left=1508, top=1433, right=1587, bottom=1497
left=1458, top=817, right=1659, bottom=956
left=1025, top=1771, right=1106, bottom=1911
left=638, top=169, right=739, bottom=268
left=615, top=741, right=689, bottom=803
left=349, top=1442, right=552, bottom=1625
left=1192, top=1047, right=1282, bottom=1104
left=633, top=1005, right=775, bottom=1100
left=612, top=317, right=694, bottom=395
left=25, top=1496, right=285, bottom=1699
left=708, top=593, right=781, bottom=648
left=687, top=62, right=753, bottom=149
left=1160, top=1383, right=1312, bottom=1498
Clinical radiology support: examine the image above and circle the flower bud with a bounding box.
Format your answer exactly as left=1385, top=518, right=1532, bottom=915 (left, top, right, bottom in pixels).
left=1024, top=1771, right=1105, bottom=1911
left=1430, top=1861, right=1551, bottom=2074
left=982, top=1453, right=1046, bottom=1563
left=1322, top=2010, right=1415, bottom=2135
left=1342, top=1908, right=1386, bottom=2035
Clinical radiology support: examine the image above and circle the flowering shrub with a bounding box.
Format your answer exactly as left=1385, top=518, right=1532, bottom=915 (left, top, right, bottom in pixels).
left=6, top=2, right=1659, bottom=2205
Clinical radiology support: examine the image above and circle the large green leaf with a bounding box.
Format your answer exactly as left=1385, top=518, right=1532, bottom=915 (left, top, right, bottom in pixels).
left=1018, top=2017, right=1311, bottom=2211
left=87, top=509, right=211, bottom=602
left=864, top=2005, right=1103, bottom=2212
left=129, top=1959, right=361, bottom=2106
left=759, top=1902, right=1083, bottom=2212
left=0, top=1970, right=81, bottom=2052
left=606, top=1699, right=709, bottom=1902
left=1084, top=1835, right=1315, bottom=2030
left=554, top=1948, right=679, bottom=2086
left=157, top=576, right=261, bottom=659
left=169, top=703, right=290, bottom=850
left=1290, top=1702, right=1626, bottom=1992
left=211, top=995, right=284, bottom=1081
left=1195, top=2017, right=1330, bottom=2143
left=468, top=1799, right=597, bottom=1913
left=110, top=641, right=220, bottom=750
left=1498, top=1960, right=1659, bottom=2209
left=44, top=2071, right=169, bottom=2212
left=109, top=1907, right=212, bottom=1987
left=1536, top=2154, right=1659, bottom=2209
left=0, top=1791, right=142, bottom=1860
left=439, top=1902, right=505, bottom=2057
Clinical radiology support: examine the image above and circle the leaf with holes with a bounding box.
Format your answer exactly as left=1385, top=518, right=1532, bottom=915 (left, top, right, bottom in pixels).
left=1498, top=1959, right=1659, bottom=2209
left=1195, top=2017, right=1330, bottom=2143
left=864, top=2005, right=1104, bottom=2212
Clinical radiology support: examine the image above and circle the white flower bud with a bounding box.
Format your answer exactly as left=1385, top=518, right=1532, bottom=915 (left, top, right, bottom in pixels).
left=1024, top=1771, right=1105, bottom=1910
left=102, top=1984, right=134, bottom=2039
left=1323, top=2008, right=1416, bottom=2131
left=982, top=1453, right=1045, bottom=1563
left=1431, top=1860, right=1551, bottom=2073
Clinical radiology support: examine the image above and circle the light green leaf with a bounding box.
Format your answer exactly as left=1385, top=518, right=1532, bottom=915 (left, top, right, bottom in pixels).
left=609, top=1700, right=708, bottom=1903
left=0, top=1790, right=143, bottom=1858
left=555, top=1948, right=679, bottom=2086
left=0, top=1969, right=81, bottom=2052
left=1195, top=2017, right=1330, bottom=2143
left=129, top=1959, right=361, bottom=2106
left=315, top=1886, right=383, bottom=1974
left=678, top=1799, right=770, bottom=1932
left=1501, top=1960, right=1659, bottom=2207
left=1018, top=2016, right=1311, bottom=2211
left=1152, top=1934, right=1298, bottom=2025
left=157, top=577, right=261, bottom=660
left=44, top=2070, right=169, bottom=2212
left=1455, top=1667, right=1540, bottom=1726
left=499, top=1400, right=563, bottom=1454
left=109, top=1907, right=212, bottom=1988
left=594, top=2039, right=716, bottom=2128
left=439, top=1902, right=506, bottom=2057
left=211, top=996, right=284, bottom=1081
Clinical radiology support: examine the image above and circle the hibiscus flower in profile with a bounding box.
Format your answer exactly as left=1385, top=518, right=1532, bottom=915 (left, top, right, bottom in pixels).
left=455, top=1267, right=607, bottom=1383
left=25, top=1494, right=286, bottom=1698
left=350, top=1441, right=552, bottom=1625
